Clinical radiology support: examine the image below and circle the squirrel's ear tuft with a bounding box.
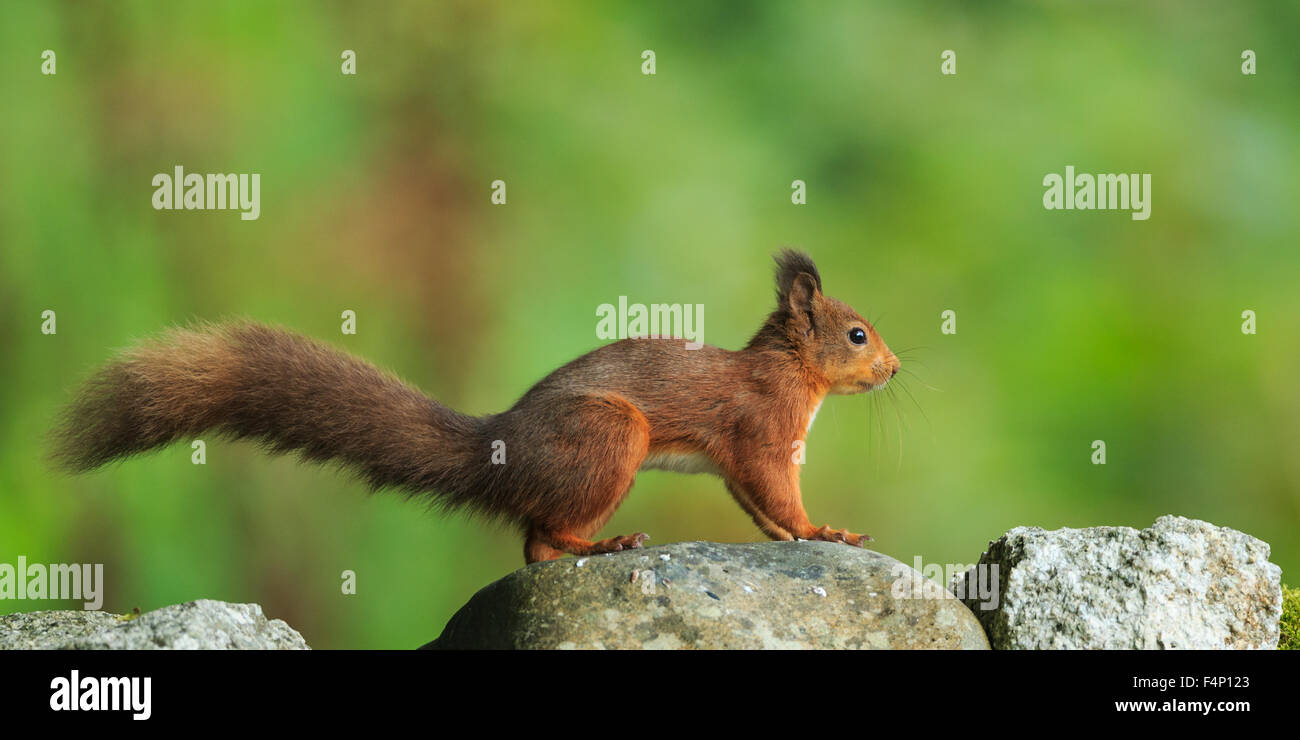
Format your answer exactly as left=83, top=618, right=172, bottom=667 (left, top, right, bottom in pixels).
left=774, top=249, right=822, bottom=303
left=774, top=249, right=822, bottom=334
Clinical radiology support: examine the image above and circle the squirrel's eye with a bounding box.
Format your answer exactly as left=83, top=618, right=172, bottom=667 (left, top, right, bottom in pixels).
left=848, top=327, right=867, bottom=345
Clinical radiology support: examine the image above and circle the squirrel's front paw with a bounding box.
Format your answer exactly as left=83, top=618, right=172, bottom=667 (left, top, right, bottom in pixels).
left=811, top=525, right=873, bottom=547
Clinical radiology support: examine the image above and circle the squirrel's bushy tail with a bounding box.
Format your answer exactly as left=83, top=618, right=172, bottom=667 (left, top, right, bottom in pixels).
left=51, top=321, right=485, bottom=502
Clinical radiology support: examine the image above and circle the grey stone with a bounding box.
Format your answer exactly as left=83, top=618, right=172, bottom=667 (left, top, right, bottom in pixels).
left=427, top=540, right=989, bottom=649
left=952, top=515, right=1282, bottom=649
left=0, top=599, right=310, bottom=650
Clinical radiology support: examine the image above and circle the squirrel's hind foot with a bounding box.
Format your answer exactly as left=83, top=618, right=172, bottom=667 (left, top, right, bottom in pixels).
left=524, top=528, right=650, bottom=563
left=590, top=531, right=650, bottom=554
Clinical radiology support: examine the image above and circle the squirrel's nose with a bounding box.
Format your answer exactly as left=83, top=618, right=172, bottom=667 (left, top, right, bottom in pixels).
left=889, top=365, right=898, bottom=378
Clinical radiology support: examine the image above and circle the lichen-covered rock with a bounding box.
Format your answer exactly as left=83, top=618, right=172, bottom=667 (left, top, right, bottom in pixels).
left=0, top=609, right=123, bottom=649
left=427, top=540, right=989, bottom=649
left=952, top=516, right=1282, bottom=649
left=0, top=599, right=309, bottom=650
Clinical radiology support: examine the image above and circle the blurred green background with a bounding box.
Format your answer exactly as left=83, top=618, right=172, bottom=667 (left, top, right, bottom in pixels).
left=2, top=1, right=1297, bottom=648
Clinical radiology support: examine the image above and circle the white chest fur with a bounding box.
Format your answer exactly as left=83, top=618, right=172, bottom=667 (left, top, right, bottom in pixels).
left=639, top=450, right=722, bottom=476
left=805, top=400, right=823, bottom=436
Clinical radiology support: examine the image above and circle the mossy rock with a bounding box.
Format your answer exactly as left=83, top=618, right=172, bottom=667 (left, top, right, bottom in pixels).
left=1281, top=584, right=1300, bottom=650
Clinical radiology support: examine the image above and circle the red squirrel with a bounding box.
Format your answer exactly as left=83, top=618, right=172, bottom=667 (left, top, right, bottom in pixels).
left=52, top=250, right=900, bottom=564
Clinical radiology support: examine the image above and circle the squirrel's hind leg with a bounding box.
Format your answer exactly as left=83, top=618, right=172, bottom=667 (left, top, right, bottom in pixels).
left=519, top=393, right=651, bottom=564
left=523, top=532, right=565, bottom=563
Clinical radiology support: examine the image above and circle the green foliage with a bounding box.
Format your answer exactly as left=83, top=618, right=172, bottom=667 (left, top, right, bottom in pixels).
left=1281, top=585, right=1300, bottom=650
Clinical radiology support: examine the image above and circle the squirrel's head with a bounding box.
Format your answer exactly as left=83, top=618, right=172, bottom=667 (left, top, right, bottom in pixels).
left=770, top=249, right=899, bottom=395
